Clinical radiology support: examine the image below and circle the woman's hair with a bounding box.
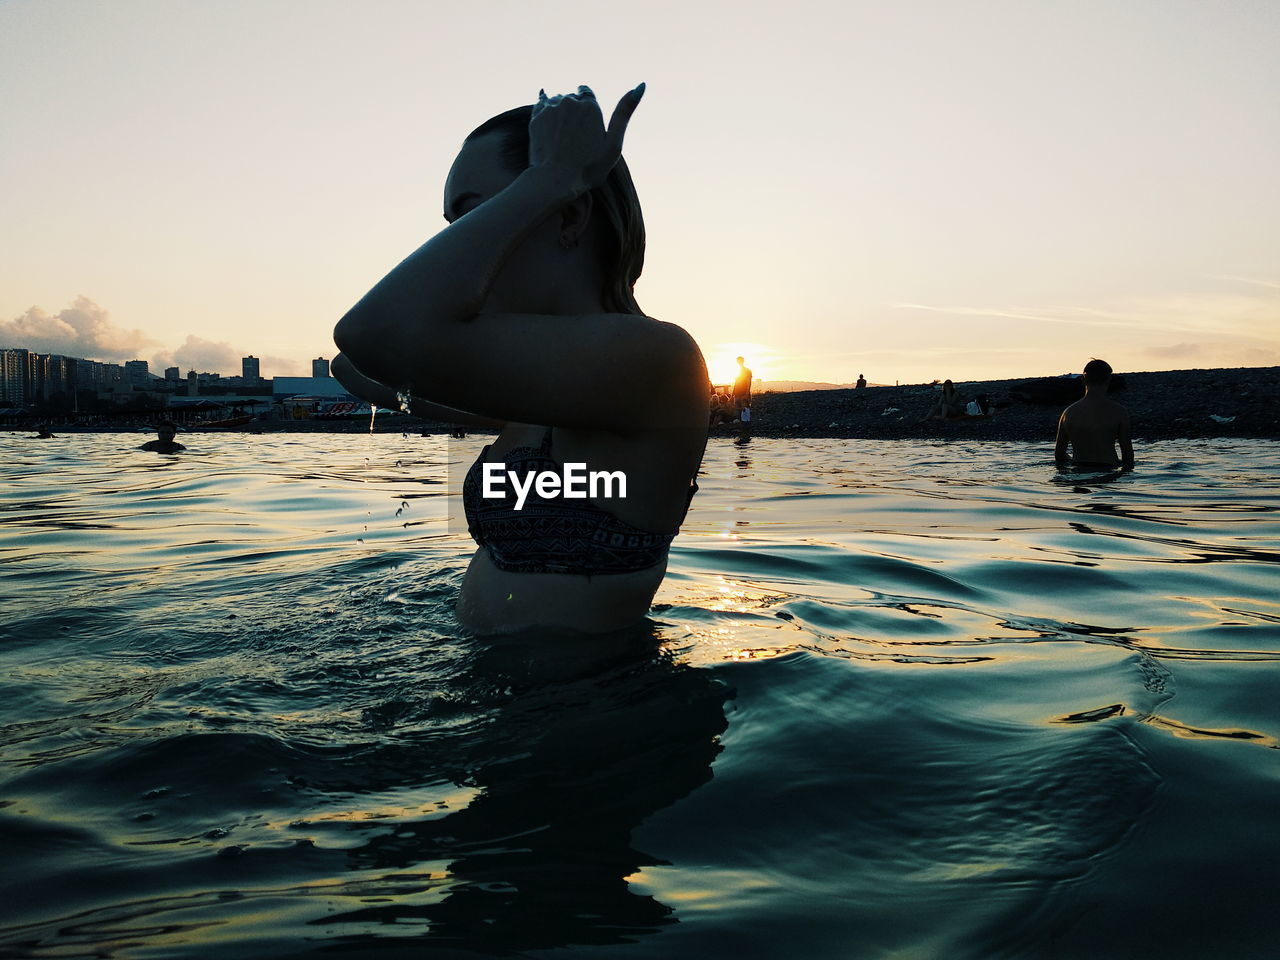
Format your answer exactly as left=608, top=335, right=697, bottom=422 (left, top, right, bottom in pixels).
left=465, top=105, right=646, bottom=316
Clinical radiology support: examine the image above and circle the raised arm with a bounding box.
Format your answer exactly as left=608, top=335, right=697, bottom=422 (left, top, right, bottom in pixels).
left=330, top=86, right=696, bottom=430
left=331, top=353, right=505, bottom=428
left=333, top=158, right=580, bottom=381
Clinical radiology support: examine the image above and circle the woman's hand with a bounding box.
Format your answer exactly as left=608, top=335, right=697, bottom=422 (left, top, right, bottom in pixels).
left=528, top=83, right=644, bottom=195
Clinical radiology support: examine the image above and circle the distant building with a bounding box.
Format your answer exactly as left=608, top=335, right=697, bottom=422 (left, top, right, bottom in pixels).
left=0, top=348, right=129, bottom=407
left=31, top=353, right=71, bottom=400
left=273, top=376, right=350, bottom=400
left=242, top=355, right=260, bottom=381
left=67, top=357, right=125, bottom=395
left=312, top=357, right=331, bottom=378
left=124, top=359, right=150, bottom=385
left=165, top=366, right=181, bottom=381
left=1, top=348, right=31, bottom=405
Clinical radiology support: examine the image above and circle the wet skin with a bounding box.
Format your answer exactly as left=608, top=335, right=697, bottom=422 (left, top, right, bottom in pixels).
left=334, top=87, right=707, bottom=632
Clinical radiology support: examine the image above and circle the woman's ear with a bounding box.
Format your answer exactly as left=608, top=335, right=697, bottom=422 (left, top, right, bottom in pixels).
left=558, top=191, right=594, bottom=249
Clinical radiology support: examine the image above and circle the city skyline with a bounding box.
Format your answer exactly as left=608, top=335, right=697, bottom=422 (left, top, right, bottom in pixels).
left=0, top=344, right=351, bottom=416
left=0, top=343, right=333, bottom=383
left=2, top=1, right=1277, bottom=386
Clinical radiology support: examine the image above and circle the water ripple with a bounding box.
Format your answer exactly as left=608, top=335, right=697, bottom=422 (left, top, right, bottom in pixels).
left=1, top=434, right=1277, bottom=957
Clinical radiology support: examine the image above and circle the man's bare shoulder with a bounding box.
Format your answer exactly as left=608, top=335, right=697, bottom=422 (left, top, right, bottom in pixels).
left=1070, top=395, right=1128, bottom=416
left=1061, top=397, right=1087, bottom=420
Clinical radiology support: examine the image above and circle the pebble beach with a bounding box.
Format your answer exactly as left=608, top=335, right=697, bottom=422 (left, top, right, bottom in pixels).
left=720, top=365, right=1280, bottom=442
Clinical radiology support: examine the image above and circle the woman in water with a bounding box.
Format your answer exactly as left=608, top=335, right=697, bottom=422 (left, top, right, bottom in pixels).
left=333, top=85, right=708, bottom=634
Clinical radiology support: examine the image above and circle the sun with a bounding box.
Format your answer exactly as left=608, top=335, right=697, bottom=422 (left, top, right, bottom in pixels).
left=706, top=342, right=775, bottom=388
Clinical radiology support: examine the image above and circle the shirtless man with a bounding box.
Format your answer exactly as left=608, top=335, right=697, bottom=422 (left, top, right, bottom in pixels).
left=1054, top=359, right=1134, bottom=471
left=139, top=421, right=186, bottom=453
left=732, top=356, right=753, bottom=443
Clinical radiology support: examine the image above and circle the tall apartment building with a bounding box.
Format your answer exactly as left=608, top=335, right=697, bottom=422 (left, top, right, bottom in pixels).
left=68, top=358, right=124, bottom=394
left=1, top=349, right=132, bottom=406
left=124, top=360, right=150, bottom=385
left=242, top=355, right=260, bottom=381
left=0, top=349, right=31, bottom=405
left=31, top=353, right=71, bottom=400
left=312, top=357, right=331, bottom=378
left=165, top=366, right=181, bottom=381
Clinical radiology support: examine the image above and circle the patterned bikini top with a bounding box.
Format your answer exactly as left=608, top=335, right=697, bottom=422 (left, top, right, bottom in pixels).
left=462, top=428, right=697, bottom=575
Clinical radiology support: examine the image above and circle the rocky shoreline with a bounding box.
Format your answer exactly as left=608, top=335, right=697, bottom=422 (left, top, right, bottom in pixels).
left=721, top=366, right=1280, bottom=442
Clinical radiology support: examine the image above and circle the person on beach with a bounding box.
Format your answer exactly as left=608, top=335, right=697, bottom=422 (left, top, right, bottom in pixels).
left=332, top=84, right=708, bottom=634
left=732, top=357, right=752, bottom=410
left=139, top=421, right=186, bottom=453
left=709, top=387, right=729, bottom=427
left=855, top=374, right=867, bottom=390
left=732, top=356, right=753, bottom=443
left=918, top=379, right=962, bottom=422
left=1054, top=358, right=1134, bottom=471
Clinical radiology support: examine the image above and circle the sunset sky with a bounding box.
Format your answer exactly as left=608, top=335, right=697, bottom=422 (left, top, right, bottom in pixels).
left=2, top=0, right=1276, bottom=386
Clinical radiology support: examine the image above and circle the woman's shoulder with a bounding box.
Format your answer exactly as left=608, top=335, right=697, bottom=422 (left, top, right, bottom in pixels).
left=583, top=311, right=704, bottom=360
left=629, top=315, right=707, bottom=382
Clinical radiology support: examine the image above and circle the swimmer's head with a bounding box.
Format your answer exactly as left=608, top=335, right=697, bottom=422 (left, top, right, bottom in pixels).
left=449, top=103, right=645, bottom=316
left=1084, top=358, right=1112, bottom=383
left=157, top=421, right=177, bottom=440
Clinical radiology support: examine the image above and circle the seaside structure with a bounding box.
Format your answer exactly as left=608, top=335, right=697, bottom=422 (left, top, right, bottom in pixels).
left=124, top=360, right=151, bottom=385
left=242, top=355, right=261, bottom=382
left=273, top=374, right=355, bottom=420
left=273, top=376, right=349, bottom=400
left=312, top=357, right=331, bottom=378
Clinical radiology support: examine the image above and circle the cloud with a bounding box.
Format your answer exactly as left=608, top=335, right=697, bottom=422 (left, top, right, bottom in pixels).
left=890, top=302, right=1136, bottom=329
left=892, top=291, right=1280, bottom=342
left=152, top=336, right=306, bottom=377
left=0, top=297, right=157, bottom=361
left=258, top=354, right=307, bottom=377
left=1145, top=342, right=1203, bottom=359
left=153, top=334, right=240, bottom=374
left=780, top=346, right=1033, bottom=362
left=1, top=297, right=311, bottom=377
left=1141, top=341, right=1280, bottom=367
left=1209, top=275, right=1280, bottom=292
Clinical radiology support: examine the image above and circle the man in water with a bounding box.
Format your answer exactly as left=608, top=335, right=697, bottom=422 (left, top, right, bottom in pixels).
left=733, top=356, right=753, bottom=443
left=1054, top=359, right=1133, bottom=471
left=140, top=421, right=186, bottom=453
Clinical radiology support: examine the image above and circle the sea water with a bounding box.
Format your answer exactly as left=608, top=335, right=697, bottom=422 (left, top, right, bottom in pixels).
left=1, top=434, right=1277, bottom=959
